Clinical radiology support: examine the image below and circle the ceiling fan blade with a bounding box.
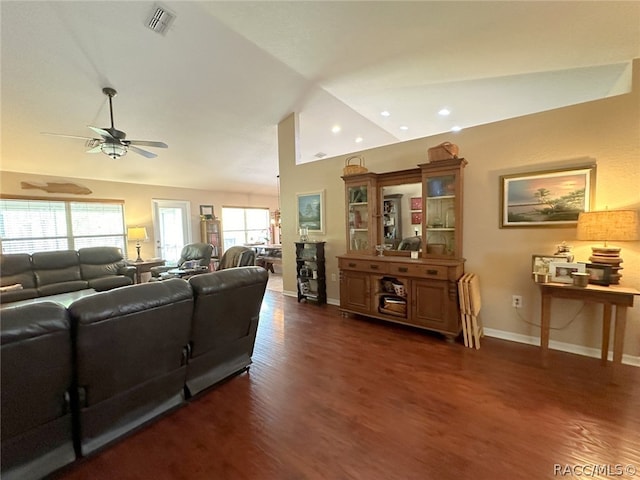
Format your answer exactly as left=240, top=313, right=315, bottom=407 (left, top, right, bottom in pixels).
left=126, top=140, right=168, bottom=148
left=86, top=146, right=102, bottom=153
left=129, top=145, right=158, bottom=159
left=88, top=125, right=115, bottom=140
left=41, top=132, right=94, bottom=141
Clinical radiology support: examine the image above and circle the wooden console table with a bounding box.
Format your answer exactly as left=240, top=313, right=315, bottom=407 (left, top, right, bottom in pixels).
left=128, top=259, right=165, bottom=284
left=538, top=282, right=639, bottom=371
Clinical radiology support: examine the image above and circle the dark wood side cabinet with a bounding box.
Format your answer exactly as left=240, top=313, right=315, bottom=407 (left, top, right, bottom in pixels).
left=296, top=241, right=326, bottom=305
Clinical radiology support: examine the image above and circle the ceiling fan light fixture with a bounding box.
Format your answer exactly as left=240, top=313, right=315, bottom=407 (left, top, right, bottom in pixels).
left=101, top=143, right=128, bottom=159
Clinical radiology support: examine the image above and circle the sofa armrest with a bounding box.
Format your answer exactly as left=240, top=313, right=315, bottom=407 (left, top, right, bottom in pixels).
left=118, top=265, right=137, bottom=282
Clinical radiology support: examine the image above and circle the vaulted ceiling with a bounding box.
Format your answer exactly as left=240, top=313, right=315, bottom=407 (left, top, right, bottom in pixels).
left=2, top=1, right=639, bottom=196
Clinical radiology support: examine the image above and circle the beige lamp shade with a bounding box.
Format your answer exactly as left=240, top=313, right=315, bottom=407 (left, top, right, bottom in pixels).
left=127, top=227, right=148, bottom=262
left=576, top=209, right=639, bottom=285
left=576, top=210, right=639, bottom=244
left=127, top=227, right=149, bottom=242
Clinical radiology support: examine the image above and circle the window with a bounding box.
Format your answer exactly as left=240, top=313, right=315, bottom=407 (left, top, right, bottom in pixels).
left=0, top=198, right=126, bottom=254
left=222, top=207, right=270, bottom=249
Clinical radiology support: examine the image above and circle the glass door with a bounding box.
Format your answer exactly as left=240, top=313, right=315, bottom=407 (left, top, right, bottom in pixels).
left=152, top=199, right=192, bottom=265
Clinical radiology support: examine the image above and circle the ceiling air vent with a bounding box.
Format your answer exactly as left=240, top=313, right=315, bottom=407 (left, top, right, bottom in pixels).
left=314, top=152, right=327, bottom=159
left=145, top=4, right=176, bottom=35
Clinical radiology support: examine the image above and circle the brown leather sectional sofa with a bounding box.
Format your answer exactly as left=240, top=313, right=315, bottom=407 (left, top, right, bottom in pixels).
left=0, top=266, right=269, bottom=480
left=0, top=247, right=136, bottom=304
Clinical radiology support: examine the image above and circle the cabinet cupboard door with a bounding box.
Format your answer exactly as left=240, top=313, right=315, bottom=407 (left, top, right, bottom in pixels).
left=340, top=270, right=371, bottom=314
left=412, top=279, right=450, bottom=330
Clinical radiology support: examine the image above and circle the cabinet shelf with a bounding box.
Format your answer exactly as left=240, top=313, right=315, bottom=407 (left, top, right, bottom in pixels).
left=427, top=195, right=455, bottom=200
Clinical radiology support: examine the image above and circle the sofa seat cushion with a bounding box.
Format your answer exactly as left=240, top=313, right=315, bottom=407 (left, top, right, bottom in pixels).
left=38, top=281, right=89, bottom=297
left=87, top=275, right=132, bottom=292
left=0, top=288, right=39, bottom=304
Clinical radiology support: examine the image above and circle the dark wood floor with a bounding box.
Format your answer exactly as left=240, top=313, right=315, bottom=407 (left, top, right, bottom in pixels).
left=56, top=289, right=640, bottom=480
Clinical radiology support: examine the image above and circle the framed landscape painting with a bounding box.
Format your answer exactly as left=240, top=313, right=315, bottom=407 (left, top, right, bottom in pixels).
left=297, top=190, right=325, bottom=233
left=500, top=165, right=596, bottom=228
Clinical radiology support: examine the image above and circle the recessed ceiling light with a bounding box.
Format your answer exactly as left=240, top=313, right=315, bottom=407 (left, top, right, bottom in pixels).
left=380, top=111, right=390, bottom=117
left=331, top=125, right=341, bottom=133
left=355, top=136, right=364, bottom=143
left=399, top=125, right=409, bottom=131
left=451, top=125, right=462, bottom=132
left=439, top=108, right=451, bottom=116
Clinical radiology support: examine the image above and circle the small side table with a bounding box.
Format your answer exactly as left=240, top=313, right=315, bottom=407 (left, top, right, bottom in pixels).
left=129, top=259, right=165, bottom=284
left=538, top=282, right=639, bottom=379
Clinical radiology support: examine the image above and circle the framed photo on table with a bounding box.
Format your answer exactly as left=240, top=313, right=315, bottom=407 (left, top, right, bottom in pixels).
left=549, top=262, right=586, bottom=284
left=585, top=263, right=612, bottom=286
left=531, top=254, right=568, bottom=275
left=500, top=165, right=596, bottom=228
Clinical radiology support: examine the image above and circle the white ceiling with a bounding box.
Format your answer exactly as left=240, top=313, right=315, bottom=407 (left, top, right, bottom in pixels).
left=2, top=1, right=639, bottom=196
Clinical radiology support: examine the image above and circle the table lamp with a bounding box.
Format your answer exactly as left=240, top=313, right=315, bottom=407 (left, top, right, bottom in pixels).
left=127, top=227, right=148, bottom=262
left=576, top=209, right=639, bottom=284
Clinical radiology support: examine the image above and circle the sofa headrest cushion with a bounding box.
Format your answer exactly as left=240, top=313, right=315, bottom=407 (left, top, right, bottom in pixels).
left=68, top=278, right=193, bottom=325
left=188, top=266, right=268, bottom=296
left=78, top=247, right=124, bottom=265
left=1, top=302, right=70, bottom=344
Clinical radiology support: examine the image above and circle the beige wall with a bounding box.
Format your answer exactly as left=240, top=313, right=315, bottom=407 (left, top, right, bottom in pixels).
left=278, top=59, right=640, bottom=360
left=0, top=172, right=278, bottom=261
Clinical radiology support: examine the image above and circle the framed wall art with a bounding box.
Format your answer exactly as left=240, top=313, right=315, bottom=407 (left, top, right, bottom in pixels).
left=297, top=190, right=325, bottom=234
left=199, top=205, right=214, bottom=219
left=410, top=197, right=422, bottom=211
left=500, top=165, right=596, bottom=228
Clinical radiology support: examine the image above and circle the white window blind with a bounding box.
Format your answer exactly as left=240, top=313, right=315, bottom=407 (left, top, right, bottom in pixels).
left=222, top=207, right=270, bottom=249
left=0, top=198, right=126, bottom=254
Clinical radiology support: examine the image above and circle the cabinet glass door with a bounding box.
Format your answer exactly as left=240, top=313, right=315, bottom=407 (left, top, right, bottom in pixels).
left=425, top=174, right=457, bottom=257
left=347, top=184, right=370, bottom=253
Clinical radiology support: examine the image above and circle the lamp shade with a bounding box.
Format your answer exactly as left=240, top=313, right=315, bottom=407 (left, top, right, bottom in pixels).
left=576, top=210, right=639, bottom=243
left=127, top=227, right=148, bottom=242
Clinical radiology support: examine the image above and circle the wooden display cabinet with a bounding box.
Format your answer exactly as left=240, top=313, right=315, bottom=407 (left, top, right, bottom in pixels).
left=200, top=216, right=222, bottom=270
left=339, top=159, right=467, bottom=339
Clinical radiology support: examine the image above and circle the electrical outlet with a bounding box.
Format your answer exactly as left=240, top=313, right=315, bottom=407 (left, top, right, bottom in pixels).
left=512, top=295, right=523, bottom=308
left=331, top=273, right=337, bottom=282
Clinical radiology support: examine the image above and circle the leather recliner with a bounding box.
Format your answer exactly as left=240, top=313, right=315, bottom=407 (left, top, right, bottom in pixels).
left=217, top=246, right=256, bottom=270
left=1, top=302, right=76, bottom=480
left=150, top=243, right=214, bottom=278
left=67, top=279, right=194, bottom=455
left=186, top=266, right=268, bottom=396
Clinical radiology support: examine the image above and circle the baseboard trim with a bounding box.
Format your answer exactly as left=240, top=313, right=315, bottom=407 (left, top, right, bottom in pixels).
left=484, top=328, right=640, bottom=367
left=281, top=291, right=639, bottom=367
left=282, top=290, right=340, bottom=306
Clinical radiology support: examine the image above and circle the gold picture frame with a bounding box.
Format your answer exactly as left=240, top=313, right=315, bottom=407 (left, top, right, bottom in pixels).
left=500, top=165, right=596, bottom=228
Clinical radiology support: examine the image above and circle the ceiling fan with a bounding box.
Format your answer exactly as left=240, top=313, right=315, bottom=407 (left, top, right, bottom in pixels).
left=42, top=87, right=168, bottom=159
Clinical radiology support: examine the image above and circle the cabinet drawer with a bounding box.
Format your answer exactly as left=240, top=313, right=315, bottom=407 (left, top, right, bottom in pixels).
left=388, top=263, right=448, bottom=279
left=339, top=258, right=389, bottom=274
